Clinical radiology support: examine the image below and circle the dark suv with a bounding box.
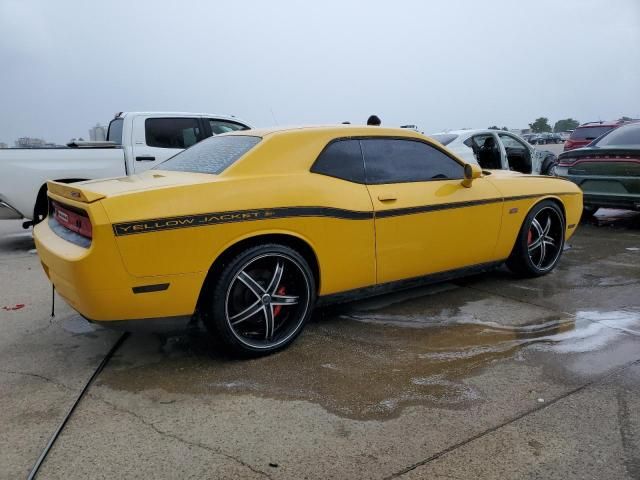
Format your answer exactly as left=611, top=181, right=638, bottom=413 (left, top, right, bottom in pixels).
left=563, top=121, right=624, bottom=151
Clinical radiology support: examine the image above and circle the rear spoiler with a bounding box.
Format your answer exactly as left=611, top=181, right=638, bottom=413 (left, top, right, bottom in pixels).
left=47, top=181, right=105, bottom=203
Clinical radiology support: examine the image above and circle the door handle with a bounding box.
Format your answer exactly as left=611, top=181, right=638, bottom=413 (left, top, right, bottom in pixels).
left=377, top=194, right=397, bottom=202
left=135, top=156, right=156, bottom=161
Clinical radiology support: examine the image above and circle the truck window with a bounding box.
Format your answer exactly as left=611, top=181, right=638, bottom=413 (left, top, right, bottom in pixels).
left=209, top=119, right=249, bottom=135
left=145, top=118, right=204, bottom=149
left=107, top=118, right=124, bottom=144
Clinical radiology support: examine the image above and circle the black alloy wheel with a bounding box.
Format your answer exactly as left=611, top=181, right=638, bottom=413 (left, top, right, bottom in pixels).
left=507, top=200, right=565, bottom=277
left=206, top=244, right=315, bottom=356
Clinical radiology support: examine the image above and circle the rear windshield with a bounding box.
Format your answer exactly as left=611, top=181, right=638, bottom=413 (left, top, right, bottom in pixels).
left=155, top=135, right=261, bottom=175
left=570, top=126, right=614, bottom=141
left=594, top=123, right=640, bottom=147
left=430, top=134, right=458, bottom=146
left=107, top=118, right=123, bottom=144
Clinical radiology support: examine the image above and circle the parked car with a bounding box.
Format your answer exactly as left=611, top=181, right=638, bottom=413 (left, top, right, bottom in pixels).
left=0, top=112, right=251, bottom=226
left=559, top=131, right=572, bottom=142
left=34, top=126, right=582, bottom=356
left=556, top=121, right=640, bottom=214
left=430, top=129, right=558, bottom=175
left=563, top=121, right=624, bottom=151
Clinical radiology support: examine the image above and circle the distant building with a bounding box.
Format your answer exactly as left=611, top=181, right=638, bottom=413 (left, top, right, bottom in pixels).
left=16, top=137, right=46, bottom=148
left=0, top=142, right=8, bottom=149
left=14, top=137, right=58, bottom=148
left=89, top=123, right=107, bottom=141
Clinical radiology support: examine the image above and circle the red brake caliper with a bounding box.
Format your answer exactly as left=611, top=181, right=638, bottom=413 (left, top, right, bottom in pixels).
left=527, top=229, right=533, bottom=245
left=273, top=286, right=286, bottom=316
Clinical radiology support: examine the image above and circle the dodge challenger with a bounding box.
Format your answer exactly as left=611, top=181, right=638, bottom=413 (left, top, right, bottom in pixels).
left=34, top=126, right=583, bottom=356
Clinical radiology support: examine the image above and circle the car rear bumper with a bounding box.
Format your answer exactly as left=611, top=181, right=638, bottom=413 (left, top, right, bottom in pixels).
left=555, top=170, right=640, bottom=210
left=583, top=193, right=640, bottom=210
left=34, top=214, right=206, bottom=324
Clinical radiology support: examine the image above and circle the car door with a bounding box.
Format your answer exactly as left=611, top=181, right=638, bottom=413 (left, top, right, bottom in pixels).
left=363, top=138, right=504, bottom=284
left=497, top=133, right=533, bottom=174
left=463, top=133, right=506, bottom=170
left=131, top=116, right=205, bottom=173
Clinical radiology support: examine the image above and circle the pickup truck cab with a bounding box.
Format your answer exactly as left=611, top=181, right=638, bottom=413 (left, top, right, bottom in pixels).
left=0, top=112, right=251, bottom=225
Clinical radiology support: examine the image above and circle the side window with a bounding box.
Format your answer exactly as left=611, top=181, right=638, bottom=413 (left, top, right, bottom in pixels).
left=209, top=119, right=249, bottom=135
left=499, top=134, right=527, bottom=150
left=311, top=139, right=365, bottom=183
left=145, top=118, right=203, bottom=149
left=361, top=139, right=464, bottom=184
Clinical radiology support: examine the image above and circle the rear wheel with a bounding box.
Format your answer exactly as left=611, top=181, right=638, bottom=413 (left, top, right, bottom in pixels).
left=506, top=201, right=565, bottom=277
left=205, top=244, right=315, bottom=357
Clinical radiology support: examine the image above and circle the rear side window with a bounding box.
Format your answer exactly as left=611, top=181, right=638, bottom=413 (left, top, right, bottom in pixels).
left=107, top=118, right=123, bottom=144
left=145, top=118, right=204, bottom=149
left=594, top=123, right=640, bottom=146
left=311, top=140, right=365, bottom=183
left=155, top=135, right=261, bottom=175
left=570, top=126, right=614, bottom=141
left=362, top=139, right=464, bottom=184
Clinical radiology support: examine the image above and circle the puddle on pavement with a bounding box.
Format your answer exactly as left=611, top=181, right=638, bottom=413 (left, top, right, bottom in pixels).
left=98, top=285, right=640, bottom=420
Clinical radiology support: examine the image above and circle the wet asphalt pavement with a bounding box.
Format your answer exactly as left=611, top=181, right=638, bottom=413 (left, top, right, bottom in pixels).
left=1, top=210, right=639, bottom=479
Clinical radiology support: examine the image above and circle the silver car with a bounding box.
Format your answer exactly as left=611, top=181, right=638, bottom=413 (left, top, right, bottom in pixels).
left=430, top=129, right=558, bottom=175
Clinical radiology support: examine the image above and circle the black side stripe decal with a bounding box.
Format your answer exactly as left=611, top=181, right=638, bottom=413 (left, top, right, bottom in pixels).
left=112, top=192, right=577, bottom=236
left=113, top=207, right=373, bottom=236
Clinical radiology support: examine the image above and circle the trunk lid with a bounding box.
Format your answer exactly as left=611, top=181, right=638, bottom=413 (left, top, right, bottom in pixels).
left=48, top=170, right=220, bottom=202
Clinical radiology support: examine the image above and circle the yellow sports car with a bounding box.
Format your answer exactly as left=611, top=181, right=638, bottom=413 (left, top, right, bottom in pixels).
left=34, top=126, right=582, bottom=356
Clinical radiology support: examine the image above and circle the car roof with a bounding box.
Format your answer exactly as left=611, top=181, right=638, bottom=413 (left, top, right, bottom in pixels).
left=225, top=125, right=426, bottom=139
left=118, top=112, right=250, bottom=123
left=429, top=129, right=517, bottom=136
left=577, top=121, right=625, bottom=128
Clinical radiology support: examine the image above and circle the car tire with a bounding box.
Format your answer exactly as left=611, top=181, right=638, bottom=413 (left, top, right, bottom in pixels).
left=542, top=157, right=557, bottom=176
left=506, top=200, right=566, bottom=278
left=205, top=244, right=316, bottom=357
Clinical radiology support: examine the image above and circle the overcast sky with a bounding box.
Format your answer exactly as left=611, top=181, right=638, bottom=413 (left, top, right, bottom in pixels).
left=1, top=0, right=639, bottom=144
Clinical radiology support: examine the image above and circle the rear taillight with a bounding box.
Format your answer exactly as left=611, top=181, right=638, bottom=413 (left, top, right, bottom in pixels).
left=51, top=200, right=92, bottom=239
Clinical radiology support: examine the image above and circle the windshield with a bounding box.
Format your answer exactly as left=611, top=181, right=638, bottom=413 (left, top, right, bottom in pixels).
left=594, top=123, right=640, bottom=147
left=106, top=118, right=123, bottom=144
left=154, top=135, right=261, bottom=175
left=570, top=126, right=614, bottom=141
left=430, top=134, right=458, bottom=146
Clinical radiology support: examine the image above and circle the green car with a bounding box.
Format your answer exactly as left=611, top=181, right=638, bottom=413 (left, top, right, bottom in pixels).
left=556, top=122, right=640, bottom=215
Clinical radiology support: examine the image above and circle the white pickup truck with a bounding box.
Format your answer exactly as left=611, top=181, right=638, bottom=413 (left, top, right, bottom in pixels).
left=0, top=112, right=251, bottom=226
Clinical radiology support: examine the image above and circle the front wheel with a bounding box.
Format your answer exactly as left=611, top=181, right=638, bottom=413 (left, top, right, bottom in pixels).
left=506, top=201, right=566, bottom=277
left=205, top=244, right=316, bottom=357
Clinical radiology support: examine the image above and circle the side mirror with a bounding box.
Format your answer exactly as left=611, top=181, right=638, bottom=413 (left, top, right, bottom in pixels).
left=461, top=163, right=482, bottom=188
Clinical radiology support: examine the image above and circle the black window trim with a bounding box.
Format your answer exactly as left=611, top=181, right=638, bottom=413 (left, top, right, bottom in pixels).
left=144, top=116, right=206, bottom=149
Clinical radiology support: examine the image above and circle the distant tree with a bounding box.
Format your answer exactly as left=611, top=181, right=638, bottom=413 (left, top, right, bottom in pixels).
left=553, top=118, right=580, bottom=132
left=488, top=125, right=500, bottom=130
left=619, top=116, right=633, bottom=122
left=529, top=117, right=552, bottom=133
left=501, top=126, right=509, bottom=131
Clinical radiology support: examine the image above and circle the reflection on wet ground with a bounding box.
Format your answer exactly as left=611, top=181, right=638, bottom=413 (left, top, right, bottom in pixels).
left=98, top=299, right=640, bottom=420
left=39, top=209, right=640, bottom=420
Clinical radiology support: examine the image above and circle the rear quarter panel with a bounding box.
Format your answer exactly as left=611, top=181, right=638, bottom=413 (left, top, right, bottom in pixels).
left=103, top=132, right=378, bottom=296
